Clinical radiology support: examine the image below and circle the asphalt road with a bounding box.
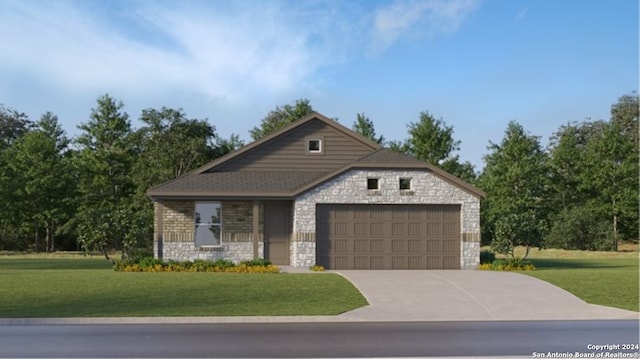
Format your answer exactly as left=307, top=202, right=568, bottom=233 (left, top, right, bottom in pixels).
left=1, top=320, right=638, bottom=358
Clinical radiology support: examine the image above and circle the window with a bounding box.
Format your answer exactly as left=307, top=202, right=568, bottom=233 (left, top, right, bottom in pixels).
left=307, top=138, right=322, bottom=153
left=195, top=202, right=221, bottom=246
left=399, top=178, right=411, bottom=190
left=367, top=178, right=379, bottom=190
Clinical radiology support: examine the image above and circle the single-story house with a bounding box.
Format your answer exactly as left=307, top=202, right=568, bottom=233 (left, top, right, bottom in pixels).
left=147, top=112, right=485, bottom=269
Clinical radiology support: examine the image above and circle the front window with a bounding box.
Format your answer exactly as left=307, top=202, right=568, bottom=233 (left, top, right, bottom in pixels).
left=195, top=202, right=221, bottom=246
left=399, top=177, right=412, bottom=190
left=367, top=178, right=379, bottom=190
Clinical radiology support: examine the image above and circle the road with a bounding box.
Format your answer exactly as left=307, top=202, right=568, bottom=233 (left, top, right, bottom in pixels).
left=1, top=320, right=638, bottom=358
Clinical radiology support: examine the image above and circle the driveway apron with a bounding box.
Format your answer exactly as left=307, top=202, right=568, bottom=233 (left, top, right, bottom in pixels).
left=336, top=270, right=639, bottom=321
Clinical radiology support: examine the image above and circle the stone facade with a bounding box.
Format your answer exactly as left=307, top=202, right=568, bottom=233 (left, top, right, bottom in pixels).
left=292, top=169, right=481, bottom=269
left=155, top=200, right=263, bottom=263
left=154, top=170, right=481, bottom=269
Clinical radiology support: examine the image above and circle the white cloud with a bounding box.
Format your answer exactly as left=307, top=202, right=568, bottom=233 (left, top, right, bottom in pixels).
left=371, top=0, right=479, bottom=53
left=0, top=1, right=352, bottom=109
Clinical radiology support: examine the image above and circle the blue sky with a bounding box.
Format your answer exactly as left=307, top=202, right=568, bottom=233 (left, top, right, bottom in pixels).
left=0, top=0, right=637, bottom=170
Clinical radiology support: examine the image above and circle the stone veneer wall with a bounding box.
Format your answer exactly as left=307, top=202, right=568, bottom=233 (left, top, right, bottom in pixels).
left=292, top=169, right=481, bottom=269
left=154, top=200, right=264, bottom=263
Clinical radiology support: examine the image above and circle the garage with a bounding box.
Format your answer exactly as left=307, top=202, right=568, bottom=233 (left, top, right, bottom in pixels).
left=316, top=204, right=461, bottom=269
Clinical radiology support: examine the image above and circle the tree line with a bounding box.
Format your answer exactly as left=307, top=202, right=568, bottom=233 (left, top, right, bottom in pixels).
left=0, top=93, right=637, bottom=259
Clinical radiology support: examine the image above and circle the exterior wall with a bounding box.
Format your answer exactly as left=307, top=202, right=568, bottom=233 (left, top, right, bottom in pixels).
left=292, top=169, right=481, bottom=269
left=155, top=200, right=263, bottom=263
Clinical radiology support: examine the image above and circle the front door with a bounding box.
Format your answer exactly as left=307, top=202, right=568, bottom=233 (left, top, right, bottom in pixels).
left=264, top=202, right=291, bottom=265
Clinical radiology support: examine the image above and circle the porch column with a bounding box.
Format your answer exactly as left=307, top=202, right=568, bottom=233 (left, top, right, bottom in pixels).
left=155, top=201, right=164, bottom=259
left=252, top=201, right=260, bottom=259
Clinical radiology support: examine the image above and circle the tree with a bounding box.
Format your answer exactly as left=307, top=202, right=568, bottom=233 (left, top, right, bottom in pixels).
left=5, top=113, right=74, bottom=252
left=479, top=121, right=549, bottom=259
left=74, top=94, right=137, bottom=260
left=581, top=118, right=638, bottom=250
left=393, top=111, right=476, bottom=182
left=250, top=99, right=313, bottom=140
left=352, top=113, right=384, bottom=144
left=0, top=104, right=33, bottom=150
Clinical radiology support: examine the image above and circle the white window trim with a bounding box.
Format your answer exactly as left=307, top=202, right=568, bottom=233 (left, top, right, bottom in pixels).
left=305, top=136, right=324, bottom=155
left=194, top=202, right=223, bottom=247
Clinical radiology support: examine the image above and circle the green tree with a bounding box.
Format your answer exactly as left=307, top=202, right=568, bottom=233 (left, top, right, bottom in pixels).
left=394, top=111, right=476, bottom=182
left=352, top=113, right=384, bottom=144
left=5, top=113, right=74, bottom=252
left=74, top=94, right=137, bottom=260
left=479, top=121, right=549, bottom=259
left=0, top=104, right=33, bottom=150
left=250, top=99, right=313, bottom=140
left=581, top=117, right=638, bottom=250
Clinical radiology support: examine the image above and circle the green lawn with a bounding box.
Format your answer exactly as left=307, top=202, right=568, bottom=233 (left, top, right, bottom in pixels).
left=0, top=257, right=368, bottom=318
left=525, top=257, right=639, bottom=312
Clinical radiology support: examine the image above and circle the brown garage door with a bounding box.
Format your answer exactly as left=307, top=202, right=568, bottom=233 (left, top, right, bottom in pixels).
left=316, top=204, right=460, bottom=270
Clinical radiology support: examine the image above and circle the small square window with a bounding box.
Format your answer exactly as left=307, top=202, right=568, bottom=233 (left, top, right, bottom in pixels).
left=399, top=178, right=411, bottom=190
left=367, top=178, right=379, bottom=190
left=307, top=139, right=322, bottom=152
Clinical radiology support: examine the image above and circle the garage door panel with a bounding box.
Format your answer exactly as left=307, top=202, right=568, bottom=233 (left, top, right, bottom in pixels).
left=391, top=239, right=406, bottom=253
left=408, top=239, right=422, bottom=252
left=426, top=240, right=442, bottom=253
left=334, top=239, right=348, bottom=253
left=427, top=223, right=442, bottom=235
left=370, top=223, right=385, bottom=236
left=392, top=223, right=406, bottom=236
left=317, top=204, right=460, bottom=270
left=370, top=239, right=385, bottom=253
left=354, top=239, right=368, bottom=253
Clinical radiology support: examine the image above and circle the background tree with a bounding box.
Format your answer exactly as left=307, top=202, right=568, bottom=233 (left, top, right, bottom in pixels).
left=0, top=106, right=35, bottom=249
left=250, top=99, right=313, bottom=140
left=392, top=111, right=476, bottom=182
left=0, top=104, right=33, bottom=150
left=130, top=107, right=241, bottom=253
left=4, top=113, right=74, bottom=252
left=74, top=94, right=137, bottom=260
left=479, top=121, right=549, bottom=258
left=352, top=113, right=384, bottom=144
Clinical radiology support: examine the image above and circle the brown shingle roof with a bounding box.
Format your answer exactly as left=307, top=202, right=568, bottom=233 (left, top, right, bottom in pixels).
left=354, top=148, right=427, bottom=165
left=147, top=171, right=328, bottom=199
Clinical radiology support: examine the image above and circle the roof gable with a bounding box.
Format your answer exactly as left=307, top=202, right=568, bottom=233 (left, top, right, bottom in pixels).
left=192, top=112, right=382, bottom=174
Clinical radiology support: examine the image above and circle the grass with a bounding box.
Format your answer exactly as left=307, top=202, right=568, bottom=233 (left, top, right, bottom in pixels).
left=485, top=244, right=639, bottom=312
left=0, top=257, right=368, bottom=318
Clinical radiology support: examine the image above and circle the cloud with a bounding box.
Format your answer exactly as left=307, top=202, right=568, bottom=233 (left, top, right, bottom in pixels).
left=371, top=0, right=479, bottom=53
left=0, top=1, right=353, bottom=108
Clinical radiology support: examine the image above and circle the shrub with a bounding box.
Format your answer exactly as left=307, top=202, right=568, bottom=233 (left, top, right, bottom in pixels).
left=113, top=257, right=279, bottom=273
left=479, top=258, right=535, bottom=271
left=479, top=250, right=496, bottom=264
left=240, top=258, right=272, bottom=267
left=309, top=265, right=325, bottom=271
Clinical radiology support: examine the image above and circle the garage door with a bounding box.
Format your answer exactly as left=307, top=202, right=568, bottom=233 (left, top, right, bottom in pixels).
left=316, top=204, right=460, bottom=269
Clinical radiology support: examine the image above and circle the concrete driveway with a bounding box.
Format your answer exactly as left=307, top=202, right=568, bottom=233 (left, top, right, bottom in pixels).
left=336, top=270, right=639, bottom=321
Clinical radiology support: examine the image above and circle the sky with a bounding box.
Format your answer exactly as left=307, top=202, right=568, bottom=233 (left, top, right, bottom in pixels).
left=0, top=0, right=637, bottom=170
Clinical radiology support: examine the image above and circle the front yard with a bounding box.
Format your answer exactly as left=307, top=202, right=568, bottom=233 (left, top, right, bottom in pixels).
left=0, top=256, right=367, bottom=318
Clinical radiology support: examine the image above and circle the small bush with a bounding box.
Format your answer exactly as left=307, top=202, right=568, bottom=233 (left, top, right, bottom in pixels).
left=479, top=250, right=496, bottom=264
left=309, top=265, right=325, bottom=271
left=113, top=257, right=279, bottom=273
left=479, top=258, right=535, bottom=271
left=240, top=258, right=272, bottom=267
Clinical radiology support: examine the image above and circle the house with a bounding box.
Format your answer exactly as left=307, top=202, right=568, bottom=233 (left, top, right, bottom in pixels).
left=147, top=112, right=485, bottom=269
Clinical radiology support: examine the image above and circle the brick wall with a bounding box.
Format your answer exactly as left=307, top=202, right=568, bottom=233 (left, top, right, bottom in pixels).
left=154, top=200, right=264, bottom=261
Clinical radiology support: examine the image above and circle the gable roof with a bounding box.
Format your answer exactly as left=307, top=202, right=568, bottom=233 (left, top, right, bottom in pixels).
left=147, top=112, right=485, bottom=200
left=190, top=112, right=382, bottom=175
